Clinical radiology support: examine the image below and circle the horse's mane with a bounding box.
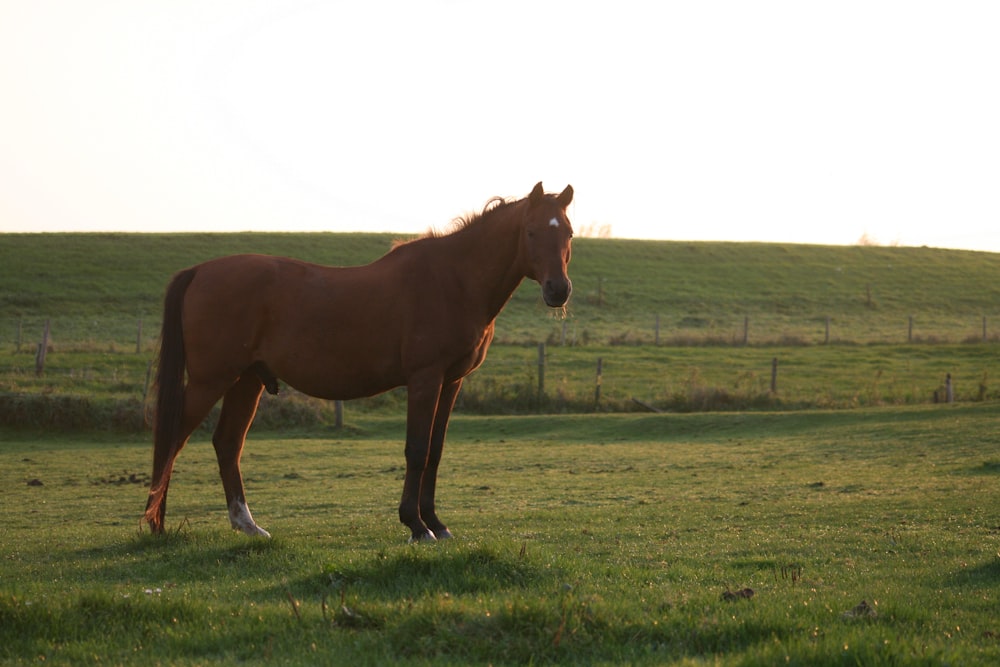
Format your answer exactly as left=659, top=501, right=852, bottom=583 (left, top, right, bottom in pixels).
left=391, top=195, right=521, bottom=250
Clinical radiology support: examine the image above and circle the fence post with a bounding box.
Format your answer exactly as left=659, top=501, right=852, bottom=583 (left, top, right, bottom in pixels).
left=743, top=316, right=749, bottom=346
left=945, top=373, right=954, bottom=403
left=35, top=319, right=50, bottom=377
left=594, top=357, right=603, bottom=410
left=334, top=400, right=344, bottom=428
left=537, top=342, right=546, bottom=401
left=771, top=357, right=778, bottom=394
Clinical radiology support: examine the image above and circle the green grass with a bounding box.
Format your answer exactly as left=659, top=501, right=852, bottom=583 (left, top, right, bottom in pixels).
left=3, top=407, right=1000, bottom=664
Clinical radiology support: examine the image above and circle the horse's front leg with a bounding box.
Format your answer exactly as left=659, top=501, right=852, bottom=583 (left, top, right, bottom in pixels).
left=418, top=378, right=463, bottom=540
left=399, top=372, right=443, bottom=542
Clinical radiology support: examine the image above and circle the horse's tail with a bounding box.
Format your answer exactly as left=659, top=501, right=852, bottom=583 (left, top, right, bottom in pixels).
left=144, top=267, right=198, bottom=532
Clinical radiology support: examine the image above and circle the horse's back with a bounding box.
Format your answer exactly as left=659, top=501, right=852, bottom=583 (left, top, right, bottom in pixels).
left=185, top=253, right=381, bottom=316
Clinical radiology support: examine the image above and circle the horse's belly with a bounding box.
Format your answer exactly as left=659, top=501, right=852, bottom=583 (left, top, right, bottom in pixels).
left=287, top=375, right=400, bottom=401
left=273, top=356, right=403, bottom=401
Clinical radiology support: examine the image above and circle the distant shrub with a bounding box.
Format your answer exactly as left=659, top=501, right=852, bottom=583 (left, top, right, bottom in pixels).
left=254, top=392, right=332, bottom=429
left=0, top=393, right=145, bottom=431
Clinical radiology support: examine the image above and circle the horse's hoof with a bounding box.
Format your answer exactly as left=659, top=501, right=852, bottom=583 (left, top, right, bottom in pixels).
left=408, top=529, right=437, bottom=544
left=244, top=525, right=272, bottom=538
left=434, top=527, right=454, bottom=539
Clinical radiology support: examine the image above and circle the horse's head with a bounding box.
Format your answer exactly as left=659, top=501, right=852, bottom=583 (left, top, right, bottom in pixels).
left=521, top=182, right=574, bottom=307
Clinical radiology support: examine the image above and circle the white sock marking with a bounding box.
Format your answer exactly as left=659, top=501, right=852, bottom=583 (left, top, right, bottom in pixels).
left=228, top=499, right=271, bottom=538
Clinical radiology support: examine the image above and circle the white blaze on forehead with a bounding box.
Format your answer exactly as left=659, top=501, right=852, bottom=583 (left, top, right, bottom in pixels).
left=549, top=217, right=560, bottom=228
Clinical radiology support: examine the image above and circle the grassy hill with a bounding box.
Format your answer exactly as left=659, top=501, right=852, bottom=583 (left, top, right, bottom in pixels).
left=3, top=233, right=1000, bottom=347
left=3, top=233, right=1000, bottom=422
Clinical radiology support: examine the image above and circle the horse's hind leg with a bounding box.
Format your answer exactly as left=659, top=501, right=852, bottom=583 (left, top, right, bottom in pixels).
left=213, top=372, right=269, bottom=537
left=146, top=382, right=227, bottom=533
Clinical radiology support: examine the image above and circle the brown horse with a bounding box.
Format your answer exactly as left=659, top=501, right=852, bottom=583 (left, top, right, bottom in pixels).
left=144, top=182, right=574, bottom=541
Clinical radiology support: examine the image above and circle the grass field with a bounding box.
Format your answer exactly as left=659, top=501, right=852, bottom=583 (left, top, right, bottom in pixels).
left=2, top=233, right=1000, bottom=663
left=2, top=406, right=1000, bottom=665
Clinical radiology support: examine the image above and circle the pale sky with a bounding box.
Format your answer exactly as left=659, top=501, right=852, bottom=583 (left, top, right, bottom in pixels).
left=2, top=1, right=999, bottom=250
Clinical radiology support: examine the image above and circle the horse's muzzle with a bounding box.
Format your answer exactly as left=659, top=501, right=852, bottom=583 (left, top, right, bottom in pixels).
left=542, top=278, right=572, bottom=307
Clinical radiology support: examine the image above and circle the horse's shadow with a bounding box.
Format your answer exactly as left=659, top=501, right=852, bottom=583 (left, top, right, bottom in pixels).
left=80, top=530, right=290, bottom=585
left=85, top=533, right=551, bottom=606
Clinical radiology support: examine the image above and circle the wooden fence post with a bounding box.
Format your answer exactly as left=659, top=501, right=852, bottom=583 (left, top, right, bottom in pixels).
left=945, top=373, right=954, bottom=403
left=35, top=319, right=50, bottom=377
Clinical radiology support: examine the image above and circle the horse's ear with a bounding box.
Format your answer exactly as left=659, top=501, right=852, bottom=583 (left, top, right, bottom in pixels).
left=557, top=184, right=574, bottom=207
left=529, top=182, right=545, bottom=207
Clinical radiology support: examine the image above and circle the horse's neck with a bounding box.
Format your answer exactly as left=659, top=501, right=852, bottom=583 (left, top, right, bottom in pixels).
left=443, top=212, right=525, bottom=322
